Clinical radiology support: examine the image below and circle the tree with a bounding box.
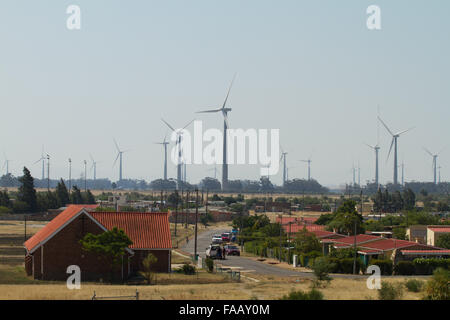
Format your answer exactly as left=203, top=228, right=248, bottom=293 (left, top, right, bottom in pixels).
left=56, top=179, right=70, bottom=207
left=293, top=227, right=321, bottom=254
left=139, top=253, right=158, bottom=284
left=83, top=190, right=96, bottom=204
left=80, top=227, right=133, bottom=282
left=435, top=234, right=450, bottom=249
left=402, top=188, right=416, bottom=210
left=327, top=200, right=364, bottom=235
left=17, top=167, right=38, bottom=212
left=0, top=190, right=11, bottom=208
left=311, top=257, right=333, bottom=284
left=200, top=177, right=221, bottom=191
left=71, top=186, right=83, bottom=204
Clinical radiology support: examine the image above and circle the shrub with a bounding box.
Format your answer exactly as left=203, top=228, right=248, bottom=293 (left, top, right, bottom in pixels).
left=414, top=258, right=450, bottom=275
left=181, top=263, right=196, bottom=275
left=139, top=253, right=158, bottom=284
left=0, top=206, right=12, bottom=214
left=378, top=282, right=403, bottom=300
left=311, top=257, right=333, bottom=281
left=394, top=261, right=415, bottom=275
left=205, top=257, right=214, bottom=273
left=371, top=259, right=393, bottom=275
left=280, top=288, right=324, bottom=300
left=404, top=279, right=424, bottom=292
left=424, top=268, right=450, bottom=300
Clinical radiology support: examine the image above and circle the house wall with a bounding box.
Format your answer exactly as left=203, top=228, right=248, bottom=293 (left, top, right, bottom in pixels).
left=129, top=249, right=171, bottom=274
left=28, top=213, right=130, bottom=281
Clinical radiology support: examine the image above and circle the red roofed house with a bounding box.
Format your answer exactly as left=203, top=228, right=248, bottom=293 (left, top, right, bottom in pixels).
left=24, top=206, right=172, bottom=281
left=427, top=226, right=450, bottom=246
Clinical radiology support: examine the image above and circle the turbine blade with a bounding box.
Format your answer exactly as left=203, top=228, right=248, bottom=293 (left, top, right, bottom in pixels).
left=377, top=116, right=394, bottom=136
left=423, top=147, right=433, bottom=157
left=113, top=138, right=120, bottom=152
left=182, top=119, right=195, bottom=130
left=113, top=153, right=120, bottom=168
left=364, top=143, right=375, bottom=150
left=396, top=126, right=415, bottom=136
left=222, top=73, right=237, bottom=109
left=223, top=111, right=229, bottom=128
left=387, top=137, right=395, bottom=162
left=161, top=118, right=176, bottom=132
left=196, top=108, right=222, bottom=113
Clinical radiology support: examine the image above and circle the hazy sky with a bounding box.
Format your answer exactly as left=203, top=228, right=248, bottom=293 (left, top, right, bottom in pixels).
left=0, top=0, right=449, bottom=187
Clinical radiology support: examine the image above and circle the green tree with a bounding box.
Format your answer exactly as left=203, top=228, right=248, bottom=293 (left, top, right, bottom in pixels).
left=80, top=227, right=133, bottom=282
left=293, top=227, right=321, bottom=254
left=83, top=190, right=96, bottom=204
left=402, top=188, right=416, bottom=210
left=327, top=200, right=364, bottom=235
left=56, top=179, right=70, bottom=207
left=435, top=234, right=450, bottom=249
left=71, top=186, right=83, bottom=204
left=424, top=268, right=449, bottom=300
left=17, top=167, right=37, bottom=212
left=0, top=190, right=11, bottom=208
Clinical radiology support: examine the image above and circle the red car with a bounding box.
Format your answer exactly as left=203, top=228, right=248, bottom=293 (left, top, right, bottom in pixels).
left=224, top=245, right=240, bottom=256
left=221, top=233, right=231, bottom=242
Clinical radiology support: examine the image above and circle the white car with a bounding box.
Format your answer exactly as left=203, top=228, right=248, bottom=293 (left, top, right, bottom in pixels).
left=212, top=235, right=223, bottom=244
left=206, top=245, right=223, bottom=259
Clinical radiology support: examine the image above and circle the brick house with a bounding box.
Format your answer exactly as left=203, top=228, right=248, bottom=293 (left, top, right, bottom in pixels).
left=24, top=205, right=172, bottom=281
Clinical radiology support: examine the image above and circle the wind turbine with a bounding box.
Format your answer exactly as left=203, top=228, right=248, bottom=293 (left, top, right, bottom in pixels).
left=378, top=116, right=414, bottom=185
left=196, top=74, right=237, bottom=191
left=113, top=138, right=130, bottom=181
left=89, top=154, right=99, bottom=181
left=155, top=134, right=169, bottom=180
left=2, top=152, right=11, bottom=175
left=299, top=157, right=312, bottom=181
left=280, top=146, right=288, bottom=186
left=365, top=143, right=381, bottom=188
left=161, top=118, right=194, bottom=189
left=423, top=147, right=444, bottom=184
left=34, top=146, right=46, bottom=180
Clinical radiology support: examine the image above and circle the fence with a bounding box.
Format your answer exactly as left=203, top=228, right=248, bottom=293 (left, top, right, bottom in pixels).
left=92, top=289, right=139, bottom=300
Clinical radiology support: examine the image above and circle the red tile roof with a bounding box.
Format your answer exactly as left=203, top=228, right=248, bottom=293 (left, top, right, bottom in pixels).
left=428, top=227, right=450, bottom=233
left=25, top=205, right=82, bottom=252
left=277, top=216, right=318, bottom=225
left=329, top=234, right=380, bottom=246
left=90, top=212, right=172, bottom=249
left=358, top=238, right=419, bottom=251
left=401, top=249, right=450, bottom=254
left=25, top=207, right=171, bottom=253
left=282, top=223, right=326, bottom=234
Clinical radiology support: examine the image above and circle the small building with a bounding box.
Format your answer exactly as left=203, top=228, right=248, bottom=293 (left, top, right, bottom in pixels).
left=24, top=205, right=172, bottom=281
left=427, top=225, right=450, bottom=246
left=406, top=225, right=427, bottom=244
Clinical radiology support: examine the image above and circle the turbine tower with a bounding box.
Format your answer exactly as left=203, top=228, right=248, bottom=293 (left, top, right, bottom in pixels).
left=197, top=74, right=237, bottom=191
left=365, top=143, right=380, bottom=188
left=378, top=116, right=414, bottom=185
left=155, top=134, right=169, bottom=180
left=113, top=138, right=130, bottom=182
left=2, top=153, right=11, bottom=175
left=89, top=153, right=98, bottom=181
left=280, top=147, right=288, bottom=186
left=423, top=147, right=443, bottom=184
left=34, top=146, right=46, bottom=180
left=300, top=157, right=312, bottom=181
left=161, top=118, right=194, bottom=189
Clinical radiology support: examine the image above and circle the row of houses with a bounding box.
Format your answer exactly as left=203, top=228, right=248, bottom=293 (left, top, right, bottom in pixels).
left=277, top=216, right=450, bottom=266
left=24, top=205, right=172, bottom=281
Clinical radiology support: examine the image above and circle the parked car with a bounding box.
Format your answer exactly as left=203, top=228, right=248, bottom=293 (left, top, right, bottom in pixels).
left=224, top=245, right=240, bottom=256
left=206, top=245, right=224, bottom=259
left=212, top=235, right=223, bottom=244
left=221, top=232, right=231, bottom=242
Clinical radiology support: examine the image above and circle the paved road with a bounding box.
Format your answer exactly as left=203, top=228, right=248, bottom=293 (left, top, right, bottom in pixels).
left=182, top=228, right=314, bottom=277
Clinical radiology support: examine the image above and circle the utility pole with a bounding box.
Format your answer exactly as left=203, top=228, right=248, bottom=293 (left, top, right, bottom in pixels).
left=174, top=190, right=178, bottom=237
left=84, top=160, right=87, bottom=192
left=353, top=218, right=357, bottom=275
left=287, top=221, right=292, bottom=264
left=194, top=188, right=199, bottom=260
left=68, top=158, right=72, bottom=194
left=206, top=190, right=209, bottom=213
left=46, top=154, right=50, bottom=192
left=185, top=191, right=190, bottom=228
left=279, top=214, right=282, bottom=262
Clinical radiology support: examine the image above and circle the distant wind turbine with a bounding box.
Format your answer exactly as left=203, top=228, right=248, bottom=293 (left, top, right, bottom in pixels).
left=113, top=138, right=130, bottom=181
left=365, top=143, right=381, bottom=188
left=299, top=156, right=312, bottom=181
left=2, top=152, right=11, bottom=175
left=34, top=145, right=46, bottom=180
left=423, top=147, right=444, bottom=184
left=196, top=74, right=237, bottom=191
left=378, top=116, right=414, bottom=185
left=280, top=146, right=288, bottom=186
left=155, top=134, right=170, bottom=180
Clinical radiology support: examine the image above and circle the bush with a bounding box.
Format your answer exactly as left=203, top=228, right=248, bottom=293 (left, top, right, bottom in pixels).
left=371, top=259, right=393, bottom=275
left=181, top=263, right=196, bottom=275
left=0, top=206, right=12, bottom=214
left=404, top=279, right=424, bottom=292
left=378, top=282, right=404, bottom=300
left=205, top=257, right=214, bottom=273
left=413, top=258, right=450, bottom=275
left=394, top=261, right=415, bottom=275
left=280, top=288, right=324, bottom=300
left=326, top=257, right=361, bottom=274
left=311, top=257, right=333, bottom=281
left=424, top=268, right=450, bottom=300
